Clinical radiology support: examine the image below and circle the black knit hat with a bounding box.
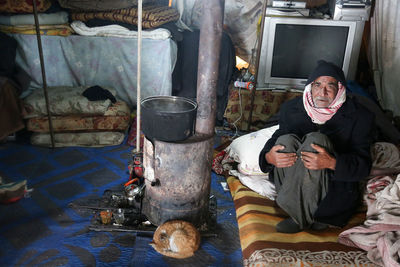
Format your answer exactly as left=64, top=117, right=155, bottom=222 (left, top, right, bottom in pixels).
left=306, top=60, right=347, bottom=87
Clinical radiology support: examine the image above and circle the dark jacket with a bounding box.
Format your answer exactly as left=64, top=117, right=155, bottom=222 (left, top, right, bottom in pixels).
left=259, top=96, right=375, bottom=227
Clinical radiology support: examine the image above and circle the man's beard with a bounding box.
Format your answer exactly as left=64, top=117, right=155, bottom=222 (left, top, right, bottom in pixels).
left=313, top=96, right=332, bottom=108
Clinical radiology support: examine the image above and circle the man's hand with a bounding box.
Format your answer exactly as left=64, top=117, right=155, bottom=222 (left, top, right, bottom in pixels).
left=265, top=145, right=298, bottom=168
left=301, top=144, right=336, bottom=170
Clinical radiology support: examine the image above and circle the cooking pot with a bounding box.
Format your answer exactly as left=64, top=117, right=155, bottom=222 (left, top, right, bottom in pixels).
left=141, top=96, right=197, bottom=142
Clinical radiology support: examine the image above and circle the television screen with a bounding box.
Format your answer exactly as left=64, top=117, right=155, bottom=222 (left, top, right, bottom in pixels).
left=271, top=24, right=349, bottom=79
left=256, top=17, right=365, bottom=90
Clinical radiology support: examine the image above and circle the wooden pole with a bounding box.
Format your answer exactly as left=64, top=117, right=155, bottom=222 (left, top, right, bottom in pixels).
left=32, top=0, right=55, bottom=148
left=136, top=0, right=143, bottom=152
left=247, top=0, right=268, bottom=132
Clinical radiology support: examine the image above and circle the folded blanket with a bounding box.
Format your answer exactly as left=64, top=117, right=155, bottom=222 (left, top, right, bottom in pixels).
left=370, top=142, right=400, bottom=176
left=71, top=20, right=171, bottom=39
left=338, top=174, right=400, bottom=267
left=71, top=5, right=180, bottom=29
left=0, top=12, right=69, bottom=26
left=0, top=24, right=74, bottom=37
left=58, top=0, right=157, bottom=11
left=0, top=0, right=51, bottom=13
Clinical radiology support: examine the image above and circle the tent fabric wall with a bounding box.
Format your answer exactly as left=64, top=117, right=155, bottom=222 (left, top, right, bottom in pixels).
left=370, top=0, right=400, bottom=117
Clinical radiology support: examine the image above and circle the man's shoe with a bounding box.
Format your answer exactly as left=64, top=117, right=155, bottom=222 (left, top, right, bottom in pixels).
left=311, top=221, right=329, bottom=231
left=276, top=218, right=302, bottom=233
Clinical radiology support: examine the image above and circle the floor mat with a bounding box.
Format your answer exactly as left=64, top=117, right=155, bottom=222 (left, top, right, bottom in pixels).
left=0, top=140, right=242, bottom=266
left=226, top=176, right=378, bottom=267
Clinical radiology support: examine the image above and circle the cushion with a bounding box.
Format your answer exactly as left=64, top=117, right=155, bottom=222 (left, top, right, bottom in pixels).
left=26, top=114, right=130, bottom=133
left=31, top=131, right=125, bottom=147
left=26, top=101, right=130, bottom=132
left=23, top=86, right=118, bottom=118
left=0, top=0, right=52, bottom=13
left=226, top=125, right=278, bottom=176
left=229, top=170, right=276, bottom=200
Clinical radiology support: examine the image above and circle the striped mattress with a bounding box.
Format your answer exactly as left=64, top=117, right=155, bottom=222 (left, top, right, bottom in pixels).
left=227, top=176, right=378, bottom=267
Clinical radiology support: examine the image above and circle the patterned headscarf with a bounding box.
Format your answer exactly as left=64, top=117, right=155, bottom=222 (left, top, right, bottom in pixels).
left=303, top=82, right=346, bottom=125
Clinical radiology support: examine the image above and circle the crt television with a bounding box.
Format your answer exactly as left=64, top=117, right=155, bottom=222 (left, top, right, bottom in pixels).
left=256, top=16, right=365, bottom=90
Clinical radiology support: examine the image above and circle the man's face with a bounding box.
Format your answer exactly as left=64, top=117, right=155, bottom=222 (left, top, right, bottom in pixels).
left=311, top=76, right=339, bottom=108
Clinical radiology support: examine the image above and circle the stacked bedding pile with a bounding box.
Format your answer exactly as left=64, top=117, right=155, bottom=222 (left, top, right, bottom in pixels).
left=23, top=86, right=131, bottom=147
left=0, top=0, right=178, bottom=146
left=0, top=0, right=74, bottom=36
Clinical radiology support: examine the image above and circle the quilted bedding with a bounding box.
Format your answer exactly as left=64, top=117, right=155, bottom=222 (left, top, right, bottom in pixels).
left=23, top=86, right=119, bottom=118
left=27, top=115, right=129, bottom=132
left=23, top=86, right=131, bottom=147
left=24, top=89, right=131, bottom=133
left=70, top=5, right=180, bottom=29
left=0, top=24, right=74, bottom=36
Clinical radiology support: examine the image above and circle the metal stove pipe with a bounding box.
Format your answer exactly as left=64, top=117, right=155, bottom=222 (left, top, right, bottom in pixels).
left=195, top=0, right=224, bottom=136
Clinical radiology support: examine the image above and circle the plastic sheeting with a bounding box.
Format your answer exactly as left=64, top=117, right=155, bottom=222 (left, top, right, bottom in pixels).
left=13, top=34, right=177, bottom=107
left=172, top=0, right=269, bottom=63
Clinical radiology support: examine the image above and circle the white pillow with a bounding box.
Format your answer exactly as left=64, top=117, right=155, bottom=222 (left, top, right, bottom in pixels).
left=226, top=125, right=279, bottom=176
left=229, top=170, right=276, bottom=200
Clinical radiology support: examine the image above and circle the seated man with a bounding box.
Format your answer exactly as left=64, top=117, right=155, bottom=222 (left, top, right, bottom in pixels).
left=259, top=60, right=375, bottom=233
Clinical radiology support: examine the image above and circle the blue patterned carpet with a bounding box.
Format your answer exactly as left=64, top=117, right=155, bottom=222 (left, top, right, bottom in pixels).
left=0, top=138, right=242, bottom=266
